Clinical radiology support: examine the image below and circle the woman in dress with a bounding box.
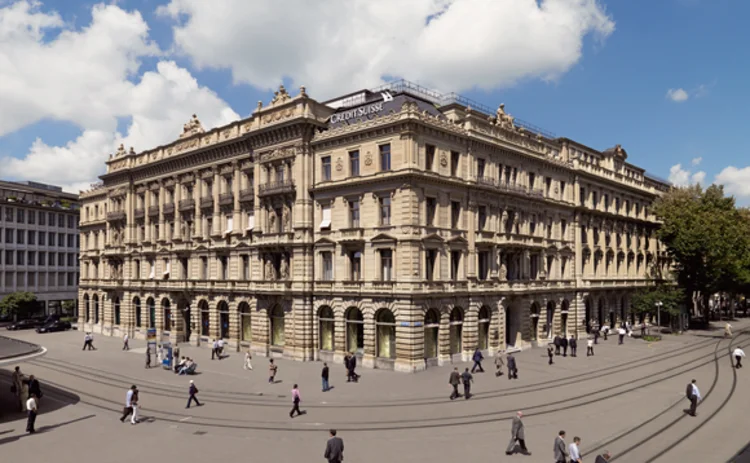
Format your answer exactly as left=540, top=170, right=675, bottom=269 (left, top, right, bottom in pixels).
left=243, top=350, right=253, bottom=370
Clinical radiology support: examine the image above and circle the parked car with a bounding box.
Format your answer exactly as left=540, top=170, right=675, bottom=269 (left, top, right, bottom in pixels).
left=6, top=318, right=46, bottom=331
left=36, top=320, right=72, bottom=333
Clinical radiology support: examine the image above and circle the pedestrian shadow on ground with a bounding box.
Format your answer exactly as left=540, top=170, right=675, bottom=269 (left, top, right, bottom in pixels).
left=0, top=414, right=95, bottom=446
left=0, top=369, right=81, bottom=425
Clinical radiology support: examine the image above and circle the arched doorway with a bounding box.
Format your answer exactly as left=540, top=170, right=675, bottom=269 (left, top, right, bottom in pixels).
left=162, top=298, right=171, bottom=332
left=198, top=300, right=209, bottom=336
left=530, top=302, right=540, bottom=341
left=506, top=303, right=519, bottom=347
left=133, top=297, right=141, bottom=327
left=585, top=298, right=592, bottom=333
left=93, top=295, right=100, bottom=324
left=318, top=306, right=334, bottom=351
left=609, top=298, right=616, bottom=328
left=84, top=294, right=90, bottom=323
left=218, top=301, right=229, bottom=339
left=478, top=306, right=490, bottom=350
left=545, top=301, right=555, bottom=339
left=597, top=298, right=605, bottom=328
left=620, top=296, right=627, bottom=325
left=449, top=307, right=464, bottom=357
left=114, top=297, right=121, bottom=325
left=269, top=305, right=285, bottom=347
left=239, top=302, right=251, bottom=342
left=375, top=309, right=396, bottom=359
left=181, top=301, right=192, bottom=341
left=424, top=308, right=440, bottom=362
left=147, top=297, right=156, bottom=328
left=561, top=300, right=570, bottom=337
left=345, top=307, right=364, bottom=354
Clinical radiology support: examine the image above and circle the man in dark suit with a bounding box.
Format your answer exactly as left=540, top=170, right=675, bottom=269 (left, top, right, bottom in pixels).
left=595, top=450, right=611, bottom=462
left=507, top=353, right=518, bottom=379
left=553, top=335, right=561, bottom=355
left=324, top=429, right=344, bottom=463
left=28, top=375, right=42, bottom=404
left=554, top=430, right=568, bottom=463
left=449, top=367, right=461, bottom=400
left=569, top=336, right=577, bottom=357
left=505, top=411, right=530, bottom=455
left=561, top=336, right=569, bottom=357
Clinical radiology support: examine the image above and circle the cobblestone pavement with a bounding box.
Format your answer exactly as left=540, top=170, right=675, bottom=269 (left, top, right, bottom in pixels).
left=2, top=323, right=750, bottom=463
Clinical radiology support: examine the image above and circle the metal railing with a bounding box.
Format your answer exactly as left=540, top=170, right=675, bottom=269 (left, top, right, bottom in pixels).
left=258, top=179, right=295, bottom=196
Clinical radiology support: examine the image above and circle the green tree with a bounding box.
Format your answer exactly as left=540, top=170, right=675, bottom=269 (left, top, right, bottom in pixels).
left=631, top=285, right=684, bottom=329
left=62, top=300, right=76, bottom=316
left=0, top=292, right=39, bottom=321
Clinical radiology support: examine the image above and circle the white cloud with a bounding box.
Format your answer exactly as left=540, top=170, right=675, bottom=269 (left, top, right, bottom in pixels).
left=666, top=88, right=689, bottom=102
left=159, top=0, right=615, bottom=98
left=0, top=2, right=239, bottom=192
left=715, top=166, right=750, bottom=200
left=668, top=163, right=706, bottom=187
left=691, top=157, right=702, bottom=166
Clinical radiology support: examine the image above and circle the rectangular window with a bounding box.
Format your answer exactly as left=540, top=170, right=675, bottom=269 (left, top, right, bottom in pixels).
left=349, top=150, right=360, bottom=176
left=5, top=250, right=13, bottom=265
left=58, top=213, right=64, bottom=228
left=67, top=272, right=74, bottom=287
left=561, top=219, right=568, bottom=241
left=380, top=249, right=392, bottom=281
left=426, top=197, right=437, bottom=226
left=38, top=211, right=45, bottom=225
left=28, top=251, right=35, bottom=266
left=27, top=230, right=35, bottom=245
left=275, top=166, right=285, bottom=184
left=379, top=144, right=391, bottom=171
left=4, top=207, right=13, bottom=222
left=349, top=251, right=361, bottom=280
left=5, top=228, right=12, bottom=243
left=68, top=234, right=74, bottom=247
left=451, top=201, right=461, bottom=228
left=477, top=158, right=486, bottom=179
left=426, top=144, right=436, bottom=171
left=547, top=219, right=553, bottom=239
left=48, top=232, right=55, bottom=246
left=17, top=251, right=25, bottom=266
left=560, top=181, right=566, bottom=200
left=225, top=214, right=233, bottom=234
left=604, top=193, right=609, bottom=212
left=450, top=250, right=461, bottom=281
left=28, top=211, right=35, bottom=225
left=320, top=204, right=331, bottom=229
left=615, top=197, right=621, bottom=213
left=530, top=255, right=539, bottom=280
left=450, top=151, right=459, bottom=176
left=148, top=259, right=155, bottom=279
left=545, top=177, right=552, bottom=196
left=163, top=258, right=171, bottom=279
left=68, top=215, right=74, bottom=228
left=322, top=252, right=333, bottom=281
left=201, top=257, right=208, bottom=279
left=134, top=259, right=141, bottom=279
left=67, top=253, right=74, bottom=267
left=478, top=205, right=487, bottom=231
left=38, top=252, right=45, bottom=266
left=529, top=216, right=536, bottom=235
left=528, top=172, right=535, bottom=190
left=478, top=251, right=489, bottom=280
left=17, top=229, right=24, bottom=244
left=49, top=212, right=55, bottom=226
left=580, top=187, right=586, bottom=206
left=58, top=233, right=64, bottom=247
left=561, top=256, right=568, bottom=278
left=349, top=199, right=360, bottom=228
left=241, top=255, right=249, bottom=280
left=581, top=226, right=588, bottom=244
left=28, top=272, right=36, bottom=287
left=219, top=256, right=227, bottom=280
left=425, top=249, right=437, bottom=281
left=321, top=156, right=332, bottom=181
left=592, top=191, right=598, bottom=209
left=379, top=196, right=391, bottom=225
left=17, top=208, right=24, bottom=223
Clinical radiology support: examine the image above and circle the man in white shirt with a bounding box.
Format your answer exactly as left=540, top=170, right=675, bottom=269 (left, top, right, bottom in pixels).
left=120, top=385, right=137, bottom=423
left=686, top=379, right=701, bottom=417
left=123, top=333, right=130, bottom=351
left=569, top=436, right=582, bottom=463
left=618, top=327, right=626, bottom=345
left=587, top=339, right=594, bottom=356
left=217, top=339, right=225, bottom=358
left=734, top=347, right=746, bottom=369
left=26, top=393, right=38, bottom=433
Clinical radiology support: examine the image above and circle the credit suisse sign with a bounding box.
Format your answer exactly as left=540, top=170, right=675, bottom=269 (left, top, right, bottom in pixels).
left=329, top=102, right=384, bottom=124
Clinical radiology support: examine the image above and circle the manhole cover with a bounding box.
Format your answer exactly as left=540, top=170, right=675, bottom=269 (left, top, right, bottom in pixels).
left=193, top=431, right=207, bottom=436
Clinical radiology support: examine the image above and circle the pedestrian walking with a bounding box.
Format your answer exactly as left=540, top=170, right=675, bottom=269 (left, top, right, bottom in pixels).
left=322, top=362, right=330, bottom=392
left=449, top=367, right=461, bottom=400
left=145, top=348, right=151, bottom=368
left=725, top=323, right=733, bottom=338
left=587, top=338, right=594, bottom=356
left=495, top=351, right=505, bottom=377
left=569, top=336, right=577, bottom=357
left=561, top=336, right=569, bottom=357
left=27, top=375, right=42, bottom=406
left=618, top=326, right=626, bottom=345
left=641, top=322, right=647, bottom=337
left=553, top=335, right=561, bottom=355
left=243, top=350, right=253, bottom=370
left=347, top=352, right=359, bottom=382
left=471, top=348, right=485, bottom=373
left=547, top=345, right=554, bottom=365
left=290, top=384, right=302, bottom=418
left=268, top=359, right=278, bottom=383
left=122, top=333, right=130, bottom=350
left=120, top=385, right=138, bottom=424
left=595, top=451, right=612, bottom=462
left=82, top=332, right=96, bottom=350
left=594, top=328, right=600, bottom=345
left=131, top=387, right=140, bottom=424
left=554, top=430, right=569, bottom=463
left=602, top=325, right=609, bottom=341
left=505, top=411, right=530, bottom=455
left=569, top=436, right=582, bottom=463
left=685, top=379, right=700, bottom=416
left=11, top=366, right=23, bottom=411
left=211, top=340, right=219, bottom=360
left=507, top=353, right=518, bottom=379
left=734, top=347, right=746, bottom=368
left=324, top=429, right=344, bottom=463
left=186, top=380, right=201, bottom=408
left=461, top=368, right=473, bottom=399
left=26, top=393, right=38, bottom=434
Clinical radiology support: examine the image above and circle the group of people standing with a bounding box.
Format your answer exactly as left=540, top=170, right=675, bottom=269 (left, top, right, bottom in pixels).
left=11, top=366, right=43, bottom=434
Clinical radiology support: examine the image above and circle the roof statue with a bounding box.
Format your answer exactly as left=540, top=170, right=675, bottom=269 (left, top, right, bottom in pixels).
left=495, top=103, right=515, bottom=130
left=180, top=114, right=205, bottom=138
left=269, top=84, right=291, bottom=106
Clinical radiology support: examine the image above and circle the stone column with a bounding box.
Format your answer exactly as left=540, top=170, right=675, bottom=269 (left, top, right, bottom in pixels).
left=212, top=168, right=220, bottom=235
left=144, top=189, right=151, bottom=242
left=233, top=162, right=241, bottom=233
left=174, top=177, right=182, bottom=241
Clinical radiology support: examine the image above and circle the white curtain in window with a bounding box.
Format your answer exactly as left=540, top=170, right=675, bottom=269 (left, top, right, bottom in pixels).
left=148, top=263, right=155, bottom=279
left=225, top=215, right=234, bottom=234
left=320, top=204, right=331, bottom=229
left=163, top=260, right=171, bottom=276
left=247, top=212, right=255, bottom=230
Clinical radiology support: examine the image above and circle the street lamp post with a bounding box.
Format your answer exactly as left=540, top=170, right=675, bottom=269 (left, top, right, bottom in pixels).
left=655, top=301, right=663, bottom=332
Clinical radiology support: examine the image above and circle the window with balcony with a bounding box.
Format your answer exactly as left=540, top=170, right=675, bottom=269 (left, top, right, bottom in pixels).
left=425, top=249, right=437, bottom=281
left=349, top=199, right=360, bottom=228
left=580, top=187, right=586, bottom=206
left=380, top=249, right=393, bottom=281
left=426, top=197, right=437, bottom=226
left=134, top=259, right=141, bottom=279
left=201, top=257, right=208, bottom=279
left=561, top=219, right=567, bottom=241
left=477, top=158, right=486, bottom=179
left=349, top=251, right=362, bottom=280
left=478, top=205, right=487, bottom=231
left=560, top=181, right=566, bottom=200
left=528, top=172, right=535, bottom=190
left=530, top=254, right=539, bottom=280
left=426, top=144, right=436, bottom=171
left=379, top=196, right=391, bottom=226
left=379, top=144, right=391, bottom=171
left=275, top=165, right=285, bottom=184
left=274, top=207, right=283, bottom=233
left=320, top=204, right=331, bottom=229
left=219, top=256, right=228, bottom=280
left=529, top=216, right=536, bottom=235
left=349, top=150, right=360, bottom=176
left=451, top=201, right=461, bottom=229
left=148, top=259, right=155, bottom=279
left=163, top=258, right=171, bottom=279
left=450, top=251, right=461, bottom=280
left=592, top=191, right=598, bottom=209
left=478, top=251, right=490, bottom=280
left=451, top=151, right=459, bottom=176
left=604, top=193, right=609, bottom=212
left=321, top=251, right=333, bottom=281
left=545, top=177, right=552, bottom=196
left=321, top=156, right=332, bottom=181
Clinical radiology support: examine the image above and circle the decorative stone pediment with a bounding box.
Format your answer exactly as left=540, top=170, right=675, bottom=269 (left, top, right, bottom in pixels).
left=260, top=146, right=296, bottom=163
left=180, top=114, right=205, bottom=139
left=269, top=84, right=291, bottom=106
left=371, top=232, right=397, bottom=242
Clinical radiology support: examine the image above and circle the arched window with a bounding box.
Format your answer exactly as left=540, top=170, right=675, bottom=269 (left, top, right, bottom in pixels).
left=133, top=297, right=142, bottom=328
left=478, top=306, right=491, bottom=350
left=318, top=306, right=335, bottom=351
left=424, top=308, right=440, bottom=359
left=147, top=298, right=156, bottom=328
left=93, top=295, right=100, bottom=324
left=198, top=300, right=209, bottom=336
left=239, top=302, right=252, bottom=341
left=84, top=294, right=90, bottom=323
left=561, top=300, right=570, bottom=337
left=345, top=307, right=364, bottom=354
left=114, top=297, right=121, bottom=325
left=530, top=302, right=540, bottom=341
left=218, top=301, right=230, bottom=339
left=162, top=298, right=171, bottom=332
left=270, top=305, right=285, bottom=346
left=449, top=307, right=464, bottom=355
left=545, top=301, right=556, bottom=339
left=375, top=309, right=396, bottom=359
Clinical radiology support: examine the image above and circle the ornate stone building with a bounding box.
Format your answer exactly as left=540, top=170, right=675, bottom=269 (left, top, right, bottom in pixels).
left=78, top=81, right=670, bottom=372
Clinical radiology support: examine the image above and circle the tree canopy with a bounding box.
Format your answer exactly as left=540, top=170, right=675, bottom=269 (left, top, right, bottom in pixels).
left=0, top=292, right=39, bottom=320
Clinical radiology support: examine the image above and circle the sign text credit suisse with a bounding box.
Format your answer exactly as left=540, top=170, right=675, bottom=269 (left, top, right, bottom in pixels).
left=330, top=102, right=384, bottom=124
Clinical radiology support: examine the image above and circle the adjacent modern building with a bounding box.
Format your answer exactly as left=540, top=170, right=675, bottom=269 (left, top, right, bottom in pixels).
left=78, top=80, right=670, bottom=372
left=0, top=180, right=80, bottom=315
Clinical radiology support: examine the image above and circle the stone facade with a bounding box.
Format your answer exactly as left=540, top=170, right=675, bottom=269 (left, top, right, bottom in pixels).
left=78, top=82, right=670, bottom=372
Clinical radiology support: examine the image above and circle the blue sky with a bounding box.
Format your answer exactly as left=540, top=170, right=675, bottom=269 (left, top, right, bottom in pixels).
left=1, top=0, right=747, bottom=200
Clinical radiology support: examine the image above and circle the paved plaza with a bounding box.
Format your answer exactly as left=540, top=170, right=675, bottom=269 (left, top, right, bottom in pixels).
left=2, top=323, right=750, bottom=463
